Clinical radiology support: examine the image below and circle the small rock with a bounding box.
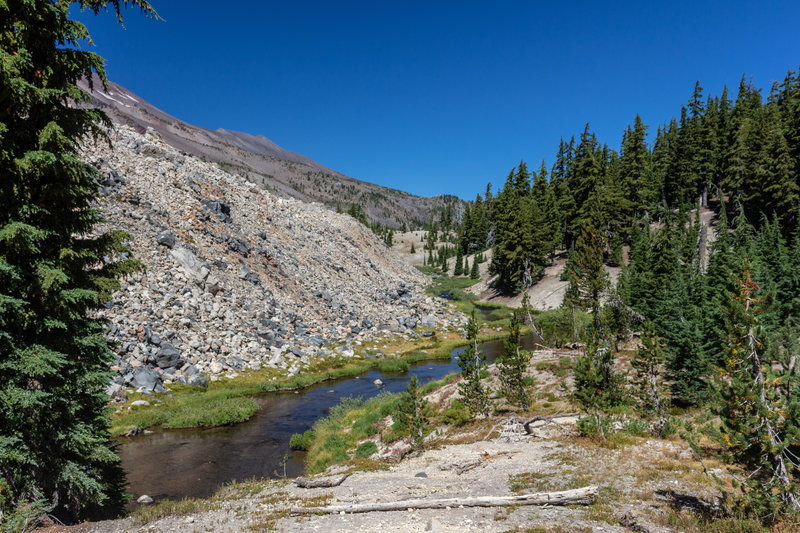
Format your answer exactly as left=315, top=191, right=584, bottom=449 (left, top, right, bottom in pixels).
left=130, top=400, right=150, bottom=407
left=137, top=495, right=154, bottom=504
left=156, top=231, right=176, bottom=248
left=414, top=472, right=427, bottom=478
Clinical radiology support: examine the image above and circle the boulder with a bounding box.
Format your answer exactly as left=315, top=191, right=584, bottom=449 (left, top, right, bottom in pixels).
left=155, top=342, right=181, bottom=369
left=156, top=231, right=176, bottom=248
left=132, top=367, right=162, bottom=392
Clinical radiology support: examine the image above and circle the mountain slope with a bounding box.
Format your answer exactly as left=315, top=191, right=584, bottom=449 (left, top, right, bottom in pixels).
left=83, top=125, right=462, bottom=397
left=78, top=76, right=459, bottom=228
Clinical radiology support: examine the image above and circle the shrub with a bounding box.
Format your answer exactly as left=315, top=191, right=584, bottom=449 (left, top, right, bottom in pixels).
left=354, top=441, right=378, bottom=459
left=289, top=430, right=315, bottom=451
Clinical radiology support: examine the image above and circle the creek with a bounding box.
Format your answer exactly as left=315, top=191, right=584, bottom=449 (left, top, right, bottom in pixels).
left=119, top=333, right=541, bottom=504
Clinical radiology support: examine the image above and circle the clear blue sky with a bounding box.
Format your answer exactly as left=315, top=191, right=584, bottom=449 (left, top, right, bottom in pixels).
left=77, top=0, right=800, bottom=198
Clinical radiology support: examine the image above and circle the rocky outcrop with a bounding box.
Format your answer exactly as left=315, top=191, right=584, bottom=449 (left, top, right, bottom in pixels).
left=85, top=126, right=463, bottom=397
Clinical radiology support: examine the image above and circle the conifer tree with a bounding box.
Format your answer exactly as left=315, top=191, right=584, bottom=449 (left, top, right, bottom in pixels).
left=630, top=322, right=669, bottom=436
left=0, top=0, right=157, bottom=522
left=712, top=264, right=800, bottom=520
left=470, top=255, right=480, bottom=280
left=395, top=375, right=429, bottom=449
left=457, top=312, right=491, bottom=417
left=453, top=246, right=464, bottom=276
left=566, top=197, right=608, bottom=330
left=497, top=311, right=530, bottom=410
left=572, top=332, right=624, bottom=440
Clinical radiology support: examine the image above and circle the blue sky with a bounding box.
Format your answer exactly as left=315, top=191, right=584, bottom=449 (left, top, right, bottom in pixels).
left=77, top=1, right=800, bottom=198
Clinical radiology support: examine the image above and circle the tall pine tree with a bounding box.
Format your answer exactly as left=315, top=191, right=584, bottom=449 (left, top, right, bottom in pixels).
left=0, top=0, right=157, bottom=522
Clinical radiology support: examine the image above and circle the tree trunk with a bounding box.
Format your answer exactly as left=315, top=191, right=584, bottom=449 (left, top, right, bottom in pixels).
left=291, top=486, right=598, bottom=514
left=295, top=474, right=350, bottom=489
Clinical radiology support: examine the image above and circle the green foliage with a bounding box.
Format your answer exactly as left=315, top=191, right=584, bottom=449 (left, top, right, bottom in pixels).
left=572, top=333, right=625, bottom=440
left=456, top=312, right=491, bottom=418
left=289, top=430, right=315, bottom=451
left=711, top=265, right=800, bottom=521
left=0, top=0, right=157, bottom=523
left=347, top=203, right=368, bottom=225
left=453, top=247, right=464, bottom=276
left=376, top=357, right=410, bottom=373
left=535, top=307, right=591, bottom=347
left=469, top=255, right=480, bottom=279
left=630, top=321, right=669, bottom=435
left=394, top=375, right=429, bottom=448
left=497, top=311, right=530, bottom=410
left=440, top=399, right=470, bottom=426
left=354, top=441, right=378, bottom=459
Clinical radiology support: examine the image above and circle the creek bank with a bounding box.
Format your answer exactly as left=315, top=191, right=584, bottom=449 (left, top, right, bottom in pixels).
left=115, top=330, right=530, bottom=504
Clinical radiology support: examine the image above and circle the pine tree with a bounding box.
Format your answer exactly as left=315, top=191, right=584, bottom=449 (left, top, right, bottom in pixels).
left=470, top=256, right=480, bottom=280
left=395, top=375, right=429, bottom=449
left=457, top=312, right=491, bottom=417
left=0, top=0, right=157, bottom=522
left=712, top=264, right=800, bottom=520
left=497, top=311, right=530, bottom=410
left=572, top=332, right=624, bottom=440
left=453, top=246, right=464, bottom=276
left=630, top=322, right=669, bottom=436
left=566, top=197, right=608, bottom=330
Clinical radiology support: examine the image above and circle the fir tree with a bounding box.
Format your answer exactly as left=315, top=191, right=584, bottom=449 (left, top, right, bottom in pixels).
left=395, top=375, right=429, bottom=449
left=470, top=255, right=480, bottom=280
left=0, top=0, right=157, bottom=522
left=453, top=246, right=464, bottom=276
left=497, top=311, right=530, bottom=410
left=572, top=332, right=624, bottom=440
left=630, top=322, right=669, bottom=436
left=566, top=197, right=608, bottom=330
left=457, top=312, right=491, bottom=417
left=712, top=264, right=800, bottom=520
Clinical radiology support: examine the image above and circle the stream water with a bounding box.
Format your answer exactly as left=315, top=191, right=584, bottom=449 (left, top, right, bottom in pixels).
left=119, top=334, right=541, bottom=503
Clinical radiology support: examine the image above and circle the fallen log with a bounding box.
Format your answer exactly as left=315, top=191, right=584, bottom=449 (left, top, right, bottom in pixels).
left=295, top=473, right=350, bottom=489
left=522, top=413, right=578, bottom=435
left=290, top=485, right=598, bottom=514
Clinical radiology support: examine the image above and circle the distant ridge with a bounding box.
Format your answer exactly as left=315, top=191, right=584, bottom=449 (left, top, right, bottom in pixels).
left=78, top=75, right=460, bottom=228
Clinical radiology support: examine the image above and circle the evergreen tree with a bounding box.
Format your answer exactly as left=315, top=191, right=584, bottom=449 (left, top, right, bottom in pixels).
left=630, top=322, right=669, bottom=436
left=566, top=197, right=608, bottom=330
left=619, top=114, right=654, bottom=215
left=395, top=375, right=429, bottom=449
left=453, top=246, right=464, bottom=276
left=0, top=0, right=156, bottom=522
left=712, top=264, right=800, bottom=520
left=457, top=312, right=491, bottom=417
left=470, top=256, right=480, bottom=280
left=572, top=332, right=624, bottom=440
left=497, top=311, right=530, bottom=410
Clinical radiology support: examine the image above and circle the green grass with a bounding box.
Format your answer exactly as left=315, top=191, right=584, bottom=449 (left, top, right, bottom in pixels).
left=110, top=333, right=481, bottom=435
left=376, top=357, right=410, bottom=373
left=303, top=369, right=464, bottom=474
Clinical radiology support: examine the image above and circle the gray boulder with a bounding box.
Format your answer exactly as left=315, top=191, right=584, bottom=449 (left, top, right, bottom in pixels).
left=156, top=342, right=181, bottom=369
left=157, top=231, right=176, bottom=248
left=132, top=367, right=162, bottom=392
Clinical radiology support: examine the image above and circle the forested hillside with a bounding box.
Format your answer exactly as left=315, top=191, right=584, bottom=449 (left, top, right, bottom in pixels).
left=427, top=68, right=800, bottom=518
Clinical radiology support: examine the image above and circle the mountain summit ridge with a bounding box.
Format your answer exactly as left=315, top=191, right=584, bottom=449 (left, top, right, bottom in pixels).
left=79, top=76, right=458, bottom=228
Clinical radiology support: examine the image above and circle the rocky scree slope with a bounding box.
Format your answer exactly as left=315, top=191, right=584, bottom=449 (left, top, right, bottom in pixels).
left=84, top=126, right=462, bottom=398
left=78, top=76, right=459, bottom=229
